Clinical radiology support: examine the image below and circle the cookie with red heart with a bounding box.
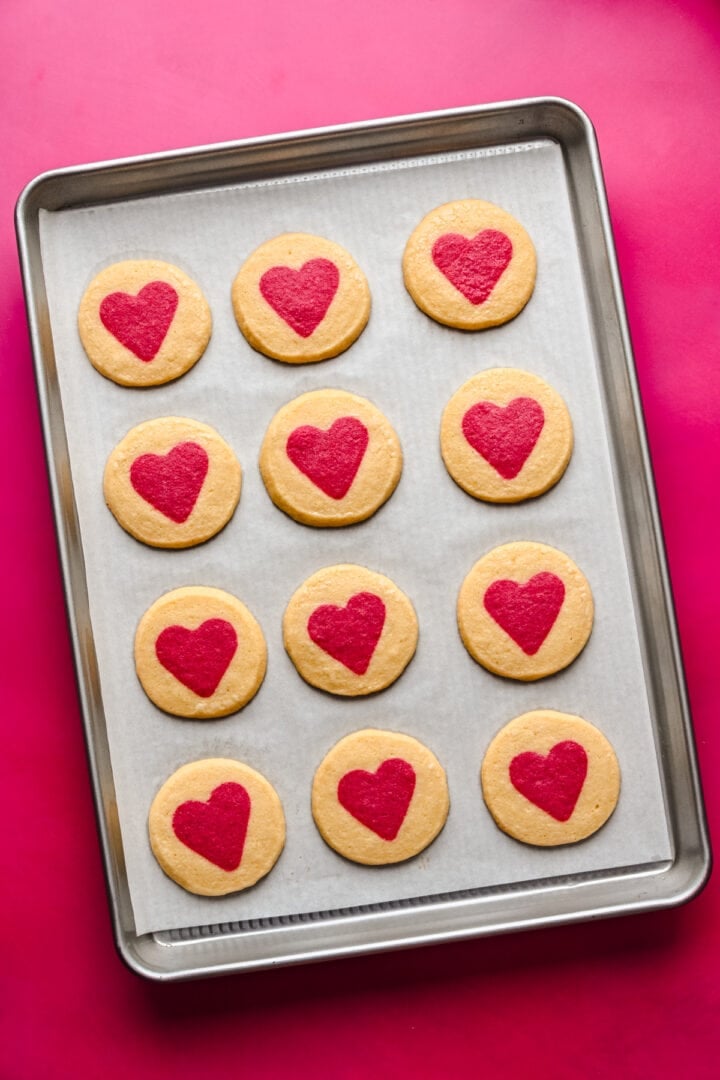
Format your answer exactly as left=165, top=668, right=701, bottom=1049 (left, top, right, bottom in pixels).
left=104, top=417, right=241, bottom=548
left=149, top=758, right=285, bottom=895
left=283, top=565, right=418, bottom=696
left=457, top=542, right=594, bottom=680
left=232, top=233, right=370, bottom=363
left=312, top=729, right=449, bottom=865
left=403, top=199, right=536, bottom=330
left=481, top=711, right=620, bottom=846
left=78, top=260, right=212, bottom=386
left=441, top=369, right=573, bottom=502
left=135, top=587, right=267, bottom=718
left=260, top=389, right=402, bottom=526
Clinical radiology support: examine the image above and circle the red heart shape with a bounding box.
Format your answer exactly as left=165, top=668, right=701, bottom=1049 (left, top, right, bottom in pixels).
left=338, top=758, right=416, bottom=840
left=259, top=258, right=340, bottom=337
left=509, top=741, right=588, bottom=821
left=155, top=618, right=238, bottom=697
left=172, top=782, right=251, bottom=870
left=307, top=592, right=386, bottom=675
left=130, top=441, right=209, bottom=523
left=286, top=417, right=369, bottom=499
left=99, top=280, right=179, bottom=360
left=462, top=397, right=545, bottom=479
left=484, top=572, right=565, bottom=655
left=432, top=230, right=513, bottom=305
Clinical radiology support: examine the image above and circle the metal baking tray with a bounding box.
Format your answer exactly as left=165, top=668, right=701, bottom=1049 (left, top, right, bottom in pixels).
left=17, top=99, right=709, bottom=980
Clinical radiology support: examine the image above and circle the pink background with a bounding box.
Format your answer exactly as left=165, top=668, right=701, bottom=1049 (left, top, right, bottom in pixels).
left=2, top=1, right=719, bottom=1075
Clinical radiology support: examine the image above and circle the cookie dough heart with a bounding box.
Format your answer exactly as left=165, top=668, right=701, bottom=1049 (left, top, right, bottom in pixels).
left=155, top=618, right=238, bottom=697
left=483, top=572, right=566, bottom=655
left=286, top=417, right=369, bottom=499
left=130, top=441, right=209, bottom=523
left=307, top=592, right=386, bottom=675
left=432, top=230, right=513, bottom=305
left=99, top=280, right=179, bottom=360
left=509, top=740, right=588, bottom=822
left=172, top=781, right=251, bottom=870
left=259, top=258, right=340, bottom=337
left=462, top=397, right=545, bottom=479
left=337, top=758, right=416, bottom=840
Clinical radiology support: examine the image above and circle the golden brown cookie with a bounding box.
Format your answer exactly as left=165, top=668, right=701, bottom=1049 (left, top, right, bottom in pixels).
left=103, top=417, right=241, bottom=548
left=481, top=711, right=620, bottom=846
left=311, top=729, right=449, bottom=865
left=149, top=758, right=285, bottom=895
left=441, top=369, right=573, bottom=502
left=135, top=587, right=267, bottom=718
left=259, top=389, right=402, bottom=526
left=457, top=542, right=593, bottom=680
left=403, top=199, right=536, bottom=329
left=78, top=260, right=212, bottom=386
left=283, top=565, right=418, bottom=696
left=232, top=233, right=370, bottom=363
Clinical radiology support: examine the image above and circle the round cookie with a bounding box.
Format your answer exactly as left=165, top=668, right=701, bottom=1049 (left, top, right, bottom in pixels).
left=135, top=587, right=267, bottom=718
left=312, top=729, right=449, bottom=865
left=260, top=389, right=402, bottom=526
left=481, top=711, right=620, bottom=846
left=104, top=417, right=241, bottom=548
left=149, top=758, right=285, bottom=895
left=283, top=565, right=418, bottom=696
left=78, top=260, right=212, bottom=386
left=457, top=542, right=593, bottom=681
left=441, top=369, right=573, bottom=502
left=403, top=199, right=536, bottom=329
left=232, top=233, right=370, bottom=363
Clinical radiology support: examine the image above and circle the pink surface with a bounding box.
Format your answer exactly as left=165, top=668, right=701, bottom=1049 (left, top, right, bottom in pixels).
left=2, top=0, right=719, bottom=1075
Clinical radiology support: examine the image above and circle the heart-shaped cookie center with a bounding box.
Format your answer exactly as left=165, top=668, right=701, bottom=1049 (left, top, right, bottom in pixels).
left=509, top=741, right=588, bottom=821
left=286, top=416, right=369, bottom=499
left=99, top=280, right=179, bottom=360
left=172, top=782, right=251, bottom=870
left=484, top=572, right=565, bottom=655
left=130, top=441, right=209, bottom=523
left=155, top=618, right=238, bottom=697
left=432, top=230, right=513, bottom=305
left=307, top=592, right=386, bottom=675
left=259, top=258, right=340, bottom=337
left=337, top=758, right=416, bottom=840
left=462, top=397, right=545, bottom=479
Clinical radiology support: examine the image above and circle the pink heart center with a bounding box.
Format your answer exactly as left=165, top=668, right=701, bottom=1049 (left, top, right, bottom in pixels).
left=286, top=417, right=369, bottom=499
left=462, top=397, right=545, bottom=479
left=509, top=741, right=588, bottom=821
left=172, top=782, right=251, bottom=870
left=259, top=258, right=340, bottom=337
left=307, top=592, right=386, bottom=675
left=99, top=280, right=179, bottom=360
left=130, top=442, right=209, bottom=523
left=432, top=230, right=513, bottom=305
left=155, top=619, right=238, bottom=697
left=484, top=572, right=565, bottom=655
left=337, top=758, right=416, bottom=840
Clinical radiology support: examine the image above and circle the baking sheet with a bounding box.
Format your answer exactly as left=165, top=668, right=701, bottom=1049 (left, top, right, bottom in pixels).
left=39, top=138, right=672, bottom=937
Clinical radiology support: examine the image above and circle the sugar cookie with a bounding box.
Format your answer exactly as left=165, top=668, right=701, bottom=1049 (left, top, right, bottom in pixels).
left=104, top=417, right=241, bottom=548
left=135, top=587, right=266, bottom=718
left=78, top=260, right=211, bottom=386
left=149, top=758, right=285, bottom=895
left=457, top=542, right=593, bottom=680
left=312, top=729, right=449, bottom=865
left=260, top=389, right=402, bottom=526
left=403, top=199, right=536, bottom=329
left=441, top=369, right=573, bottom=502
left=283, top=565, right=418, bottom=696
left=232, top=233, right=370, bottom=363
left=481, top=711, right=620, bottom=846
